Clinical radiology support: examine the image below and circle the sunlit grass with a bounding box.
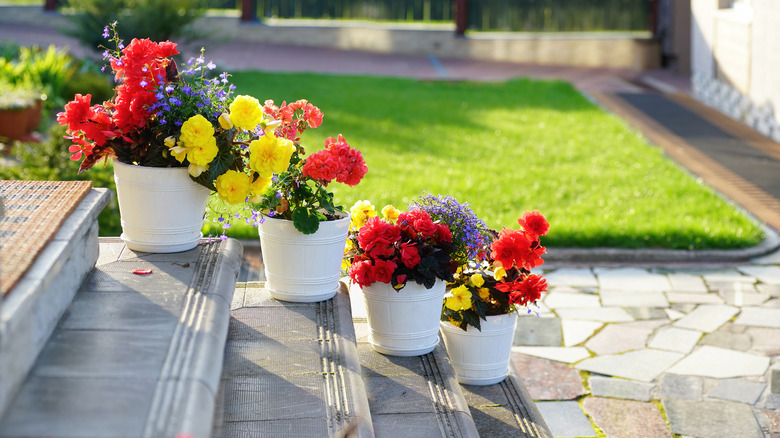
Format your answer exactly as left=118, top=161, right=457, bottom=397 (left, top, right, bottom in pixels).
left=208, top=72, right=763, bottom=249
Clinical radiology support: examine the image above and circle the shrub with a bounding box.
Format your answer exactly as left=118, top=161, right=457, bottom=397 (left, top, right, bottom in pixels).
left=65, top=0, right=207, bottom=53
left=0, top=44, right=73, bottom=110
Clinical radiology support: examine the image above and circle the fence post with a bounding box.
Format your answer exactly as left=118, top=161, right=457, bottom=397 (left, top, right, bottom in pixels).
left=43, top=0, right=58, bottom=11
left=241, top=0, right=259, bottom=22
left=454, top=0, right=467, bottom=35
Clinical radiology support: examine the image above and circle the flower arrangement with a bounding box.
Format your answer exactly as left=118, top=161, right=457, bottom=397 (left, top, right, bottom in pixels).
left=345, top=200, right=456, bottom=291
left=441, top=210, right=550, bottom=331
left=57, top=23, right=366, bottom=235
left=409, top=193, right=490, bottom=267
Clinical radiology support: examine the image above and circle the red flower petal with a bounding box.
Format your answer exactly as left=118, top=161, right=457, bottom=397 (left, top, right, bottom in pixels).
left=132, top=269, right=153, bottom=275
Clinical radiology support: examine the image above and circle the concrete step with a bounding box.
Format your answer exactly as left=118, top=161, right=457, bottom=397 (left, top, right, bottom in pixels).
left=0, top=239, right=243, bottom=438
left=215, top=282, right=373, bottom=437
left=348, top=286, right=480, bottom=438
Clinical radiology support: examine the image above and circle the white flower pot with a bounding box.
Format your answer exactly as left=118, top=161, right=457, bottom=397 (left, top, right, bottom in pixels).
left=361, top=279, right=446, bottom=356
left=440, top=312, right=518, bottom=385
left=113, top=160, right=210, bottom=253
left=258, top=214, right=350, bottom=303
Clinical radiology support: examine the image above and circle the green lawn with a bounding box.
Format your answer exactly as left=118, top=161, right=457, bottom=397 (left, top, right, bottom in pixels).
left=208, top=72, right=762, bottom=250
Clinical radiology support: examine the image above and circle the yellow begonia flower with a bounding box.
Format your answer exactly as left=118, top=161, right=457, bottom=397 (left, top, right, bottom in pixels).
left=188, top=163, right=208, bottom=177
left=216, top=170, right=252, bottom=205
left=381, top=205, right=400, bottom=223
left=250, top=174, right=272, bottom=197
left=470, top=273, right=485, bottom=288
left=493, top=267, right=506, bottom=281
left=186, top=135, right=218, bottom=167
left=350, top=200, right=377, bottom=230
left=228, top=95, right=264, bottom=131
left=164, top=136, right=187, bottom=163
left=248, top=132, right=294, bottom=178
left=341, top=239, right=355, bottom=271
left=444, top=285, right=473, bottom=311
left=180, top=114, right=215, bottom=149
left=218, top=113, right=233, bottom=130
left=477, top=287, right=491, bottom=301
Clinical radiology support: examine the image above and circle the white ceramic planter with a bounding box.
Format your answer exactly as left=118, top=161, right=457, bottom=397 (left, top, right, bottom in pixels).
left=258, top=213, right=350, bottom=303
left=440, top=312, right=518, bottom=385
left=361, top=279, right=446, bottom=356
left=113, top=160, right=210, bottom=253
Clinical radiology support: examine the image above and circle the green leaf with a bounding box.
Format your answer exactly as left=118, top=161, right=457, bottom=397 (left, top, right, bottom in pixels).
left=208, top=147, right=234, bottom=181
left=291, top=207, right=320, bottom=235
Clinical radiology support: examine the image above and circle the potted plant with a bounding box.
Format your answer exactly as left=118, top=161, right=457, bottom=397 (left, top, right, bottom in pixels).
left=436, top=208, right=550, bottom=385
left=249, top=106, right=367, bottom=303
left=0, top=82, right=40, bottom=145
left=345, top=200, right=457, bottom=356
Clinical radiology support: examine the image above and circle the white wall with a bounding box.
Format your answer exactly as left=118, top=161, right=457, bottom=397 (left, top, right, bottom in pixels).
left=691, top=0, right=780, bottom=140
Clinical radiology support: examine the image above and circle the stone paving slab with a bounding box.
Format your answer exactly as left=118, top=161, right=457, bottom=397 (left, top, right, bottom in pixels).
left=588, top=376, right=654, bottom=402
left=584, top=323, right=653, bottom=355
left=739, top=265, right=780, bottom=284
left=666, top=273, right=709, bottom=293
left=665, top=291, right=725, bottom=304
left=543, top=291, right=601, bottom=309
left=576, top=349, right=684, bottom=382
left=735, top=307, right=780, bottom=327
left=667, top=345, right=770, bottom=378
left=583, top=397, right=672, bottom=438
left=720, top=290, right=771, bottom=306
left=647, top=326, right=702, bottom=354
left=535, top=401, right=596, bottom=438
left=672, top=304, right=740, bottom=333
left=555, top=307, right=635, bottom=323
left=663, top=399, right=765, bottom=438
left=600, top=290, right=669, bottom=307
left=514, top=316, right=562, bottom=346
left=658, top=374, right=703, bottom=400
left=561, top=319, right=603, bottom=346
left=707, top=378, right=766, bottom=404
left=702, top=269, right=757, bottom=284
left=747, top=327, right=780, bottom=355
left=511, top=354, right=586, bottom=401
left=594, top=268, right=671, bottom=292
left=542, top=268, right=598, bottom=288
left=512, top=347, right=591, bottom=364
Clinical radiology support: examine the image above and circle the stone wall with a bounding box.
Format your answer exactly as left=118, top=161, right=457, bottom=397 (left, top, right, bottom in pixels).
left=690, top=0, right=780, bottom=141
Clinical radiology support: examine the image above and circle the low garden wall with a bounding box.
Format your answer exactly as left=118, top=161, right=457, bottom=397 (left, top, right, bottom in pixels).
left=1, top=6, right=660, bottom=70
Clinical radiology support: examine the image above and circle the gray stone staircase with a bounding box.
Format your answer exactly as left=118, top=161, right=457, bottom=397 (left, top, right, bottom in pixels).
left=217, top=246, right=552, bottom=438
left=0, top=219, right=549, bottom=438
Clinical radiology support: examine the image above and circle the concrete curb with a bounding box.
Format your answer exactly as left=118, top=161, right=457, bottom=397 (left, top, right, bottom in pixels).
left=543, top=225, right=780, bottom=265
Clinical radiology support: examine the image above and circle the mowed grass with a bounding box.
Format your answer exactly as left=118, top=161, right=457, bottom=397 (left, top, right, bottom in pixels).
left=212, top=72, right=763, bottom=249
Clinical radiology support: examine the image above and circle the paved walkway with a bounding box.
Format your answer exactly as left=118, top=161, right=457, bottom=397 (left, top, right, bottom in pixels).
left=4, top=20, right=780, bottom=437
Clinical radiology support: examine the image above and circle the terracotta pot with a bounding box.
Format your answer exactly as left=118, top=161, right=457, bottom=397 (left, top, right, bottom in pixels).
left=0, top=108, right=29, bottom=142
